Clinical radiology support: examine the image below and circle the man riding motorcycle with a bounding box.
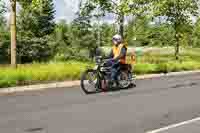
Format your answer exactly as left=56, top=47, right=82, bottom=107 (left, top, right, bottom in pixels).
left=80, top=34, right=136, bottom=94
left=107, top=34, right=127, bottom=86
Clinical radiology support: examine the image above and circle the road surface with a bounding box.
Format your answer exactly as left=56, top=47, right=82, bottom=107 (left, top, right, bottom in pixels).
left=0, top=73, right=200, bottom=133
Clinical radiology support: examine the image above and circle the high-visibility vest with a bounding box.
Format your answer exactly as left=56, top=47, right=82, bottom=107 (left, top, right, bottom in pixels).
left=112, top=43, right=126, bottom=64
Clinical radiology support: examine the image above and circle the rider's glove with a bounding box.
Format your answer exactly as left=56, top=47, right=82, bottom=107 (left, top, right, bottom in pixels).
left=106, top=59, right=114, bottom=66
left=108, top=58, right=118, bottom=66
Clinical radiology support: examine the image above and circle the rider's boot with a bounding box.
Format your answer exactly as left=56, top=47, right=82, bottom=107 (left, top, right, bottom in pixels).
left=112, top=80, right=119, bottom=88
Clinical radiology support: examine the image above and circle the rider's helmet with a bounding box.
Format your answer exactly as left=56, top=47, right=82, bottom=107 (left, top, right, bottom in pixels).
left=112, top=34, right=122, bottom=45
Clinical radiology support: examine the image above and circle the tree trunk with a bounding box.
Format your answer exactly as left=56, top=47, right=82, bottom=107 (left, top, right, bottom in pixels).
left=174, top=22, right=180, bottom=60
left=175, top=31, right=180, bottom=60
left=175, top=37, right=179, bottom=60
left=10, top=0, right=17, bottom=68
left=119, top=14, right=124, bottom=39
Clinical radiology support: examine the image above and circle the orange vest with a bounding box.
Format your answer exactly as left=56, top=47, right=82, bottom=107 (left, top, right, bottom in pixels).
left=112, top=43, right=126, bottom=64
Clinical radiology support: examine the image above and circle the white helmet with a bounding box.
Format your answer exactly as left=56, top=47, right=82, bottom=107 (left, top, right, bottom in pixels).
left=112, top=34, right=122, bottom=44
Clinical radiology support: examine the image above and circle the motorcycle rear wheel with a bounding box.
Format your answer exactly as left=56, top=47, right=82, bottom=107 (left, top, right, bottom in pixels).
left=118, top=71, right=132, bottom=89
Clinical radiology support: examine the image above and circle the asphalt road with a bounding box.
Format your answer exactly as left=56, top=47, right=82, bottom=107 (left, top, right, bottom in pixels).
left=0, top=73, right=200, bottom=133
left=155, top=120, right=200, bottom=133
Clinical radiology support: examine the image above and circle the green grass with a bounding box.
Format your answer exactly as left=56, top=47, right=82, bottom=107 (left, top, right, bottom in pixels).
left=0, top=47, right=200, bottom=88
left=0, top=61, right=94, bottom=88
left=133, top=48, right=200, bottom=74
left=134, top=61, right=200, bottom=75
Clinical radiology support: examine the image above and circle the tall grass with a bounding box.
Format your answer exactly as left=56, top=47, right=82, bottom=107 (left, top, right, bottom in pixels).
left=0, top=48, right=200, bottom=88
left=0, top=61, right=94, bottom=87
left=134, top=51, right=200, bottom=74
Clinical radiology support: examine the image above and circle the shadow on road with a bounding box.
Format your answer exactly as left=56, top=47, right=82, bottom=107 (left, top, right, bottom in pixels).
left=87, top=85, right=136, bottom=95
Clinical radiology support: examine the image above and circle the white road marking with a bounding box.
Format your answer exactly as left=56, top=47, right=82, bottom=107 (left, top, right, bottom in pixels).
left=146, top=117, right=200, bottom=133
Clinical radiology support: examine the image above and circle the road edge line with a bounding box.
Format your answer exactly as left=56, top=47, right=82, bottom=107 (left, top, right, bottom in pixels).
left=146, top=117, right=200, bottom=133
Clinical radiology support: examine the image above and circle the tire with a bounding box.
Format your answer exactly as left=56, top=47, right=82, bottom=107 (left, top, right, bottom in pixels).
left=81, top=69, right=99, bottom=94
left=118, top=71, right=131, bottom=89
left=130, top=74, right=136, bottom=88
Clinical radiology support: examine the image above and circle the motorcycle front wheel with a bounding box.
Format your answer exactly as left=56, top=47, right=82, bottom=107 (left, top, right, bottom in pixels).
left=81, top=69, right=100, bottom=94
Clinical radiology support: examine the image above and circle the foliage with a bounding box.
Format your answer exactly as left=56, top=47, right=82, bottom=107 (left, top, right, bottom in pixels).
left=98, top=23, right=116, bottom=46
left=191, top=18, right=200, bottom=47
left=0, top=1, right=9, bottom=63
left=17, top=36, right=53, bottom=62
left=50, top=19, right=97, bottom=61
left=17, top=0, right=55, bottom=63
left=80, top=0, right=151, bottom=37
left=126, top=16, right=152, bottom=46
left=125, top=16, right=176, bottom=47
left=1, top=0, right=200, bottom=66
left=153, top=0, right=199, bottom=59
left=0, top=1, right=6, bottom=27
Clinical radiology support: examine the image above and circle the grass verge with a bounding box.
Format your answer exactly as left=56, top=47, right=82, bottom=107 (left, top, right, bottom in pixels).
left=0, top=61, right=94, bottom=88
left=1, top=48, right=200, bottom=88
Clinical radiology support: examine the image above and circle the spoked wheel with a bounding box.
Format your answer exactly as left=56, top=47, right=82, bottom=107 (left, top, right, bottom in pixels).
left=81, top=69, right=99, bottom=94
left=118, top=71, right=131, bottom=89
left=129, top=74, right=136, bottom=88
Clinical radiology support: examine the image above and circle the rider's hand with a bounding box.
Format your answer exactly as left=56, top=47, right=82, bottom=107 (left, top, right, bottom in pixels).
left=106, top=59, right=114, bottom=66
left=111, top=58, right=118, bottom=62
left=108, top=58, right=117, bottom=65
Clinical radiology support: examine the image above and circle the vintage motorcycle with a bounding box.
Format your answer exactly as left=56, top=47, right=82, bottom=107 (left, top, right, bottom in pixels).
left=81, top=56, right=136, bottom=94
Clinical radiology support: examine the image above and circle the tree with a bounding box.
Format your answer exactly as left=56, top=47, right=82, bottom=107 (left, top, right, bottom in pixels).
left=153, top=0, right=199, bottom=59
left=192, top=18, right=200, bottom=47
left=0, top=1, right=7, bottom=32
left=17, top=0, right=55, bottom=62
left=50, top=19, right=98, bottom=61
left=10, top=0, right=17, bottom=67
left=80, top=0, right=151, bottom=38
left=125, top=15, right=177, bottom=47
left=0, top=1, right=6, bottom=27
left=0, top=2, right=10, bottom=63
left=99, top=23, right=116, bottom=46
left=72, top=17, right=97, bottom=59
left=18, top=0, right=55, bottom=37
left=50, top=20, right=73, bottom=56
left=150, top=24, right=175, bottom=46
left=126, top=16, right=152, bottom=46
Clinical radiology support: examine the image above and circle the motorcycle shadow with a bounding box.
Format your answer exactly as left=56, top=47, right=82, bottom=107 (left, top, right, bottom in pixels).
left=96, top=85, right=136, bottom=94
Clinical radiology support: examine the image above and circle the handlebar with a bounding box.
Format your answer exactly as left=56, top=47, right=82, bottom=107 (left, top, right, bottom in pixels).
left=95, top=56, right=111, bottom=64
